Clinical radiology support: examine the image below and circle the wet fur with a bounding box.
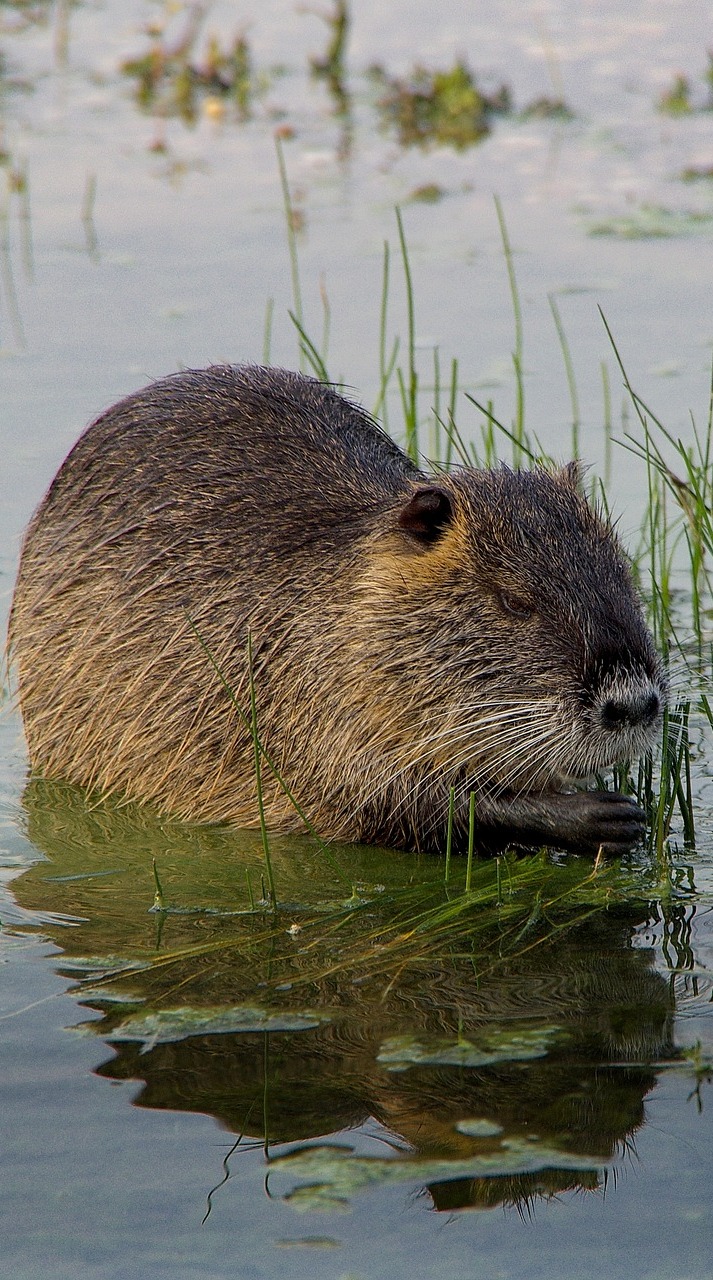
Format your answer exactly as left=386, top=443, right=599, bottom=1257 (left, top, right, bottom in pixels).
left=8, top=365, right=666, bottom=854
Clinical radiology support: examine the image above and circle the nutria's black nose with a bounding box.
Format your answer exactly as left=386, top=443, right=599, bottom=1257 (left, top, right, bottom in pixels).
left=601, top=689, right=662, bottom=731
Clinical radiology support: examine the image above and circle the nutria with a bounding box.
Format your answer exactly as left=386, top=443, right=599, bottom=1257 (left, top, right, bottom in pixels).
left=8, top=364, right=666, bottom=855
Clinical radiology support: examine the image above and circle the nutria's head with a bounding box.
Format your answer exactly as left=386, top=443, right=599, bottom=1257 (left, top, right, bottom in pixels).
left=358, top=463, right=666, bottom=797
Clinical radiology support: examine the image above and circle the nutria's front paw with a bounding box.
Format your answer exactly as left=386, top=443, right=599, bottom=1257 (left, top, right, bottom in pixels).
left=556, top=789, right=646, bottom=855
left=480, top=787, right=647, bottom=856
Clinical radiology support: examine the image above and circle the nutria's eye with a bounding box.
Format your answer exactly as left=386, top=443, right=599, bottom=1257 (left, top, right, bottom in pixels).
left=498, top=591, right=533, bottom=620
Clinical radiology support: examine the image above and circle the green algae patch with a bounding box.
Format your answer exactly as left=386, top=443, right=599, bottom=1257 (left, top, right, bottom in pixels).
left=377, top=1023, right=565, bottom=1072
left=104, top=1003, right=330, bottom=1050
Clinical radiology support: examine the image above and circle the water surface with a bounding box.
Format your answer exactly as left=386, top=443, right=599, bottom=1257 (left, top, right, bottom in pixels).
left=1, top=3, right=712, bottom=1277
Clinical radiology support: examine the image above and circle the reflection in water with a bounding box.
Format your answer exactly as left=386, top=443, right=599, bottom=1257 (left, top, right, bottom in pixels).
left=309, top=0, right=353, bottom=163
left=0, top=166, right=29, bottom=349
left=15, top=779, right=686, bottom=1214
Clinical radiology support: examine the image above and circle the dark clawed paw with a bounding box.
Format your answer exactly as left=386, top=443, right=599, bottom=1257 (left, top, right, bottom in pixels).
left=563, top=789, right=646, bottom=855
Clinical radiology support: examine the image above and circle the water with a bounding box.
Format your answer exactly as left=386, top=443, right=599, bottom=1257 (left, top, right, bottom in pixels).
left=1, top=3, right=712, bottom=1277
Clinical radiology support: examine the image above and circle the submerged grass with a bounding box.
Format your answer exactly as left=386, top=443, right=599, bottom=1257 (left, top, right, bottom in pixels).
left=57, top=836, right=663, bottom=1012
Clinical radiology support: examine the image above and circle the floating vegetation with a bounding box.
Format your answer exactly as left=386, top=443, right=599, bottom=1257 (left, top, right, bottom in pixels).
left=271, top=1138, right=606, bottom=1211
left=371, top=61, right=574, bottom=149
left=102, top=1004, right=330, bottom=1051
left=16, top=776, right=691, bottom=1016
left=372, top=60, right=511, bottom=150
left=0, top=2, right=54, bottom=34
left=658, top=73, right=693, bottom=116
left=520, top=95, right=574, bottom=120
left=377, top=1024, right=566, bottom=1072
left=586, top=205, right=713, bottom=239
left=681, top=165, right=713, bottom=182
left=114, top=10, right=575, bottom=153
left=658, top=54, right=713, bottom=114
left=309, top=0, right=349, bottom=83
left=75, top=987, right=144, bottom=1006
left=307, top=0, right=351, bottom=147
left=121, top=7, right=260, bottom=124
left=408, top=182, right=446, bottom=203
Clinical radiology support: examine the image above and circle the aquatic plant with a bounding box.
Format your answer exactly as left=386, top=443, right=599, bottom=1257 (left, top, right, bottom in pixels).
left=658, top=73, right=693, bottom=116
left=372, top=60, right=511, bottom=150
left=121, top=8, right=258, bottom=124
left=308, top=0, right=350, bottom=83
left=658, top=53, right=713, bottom=115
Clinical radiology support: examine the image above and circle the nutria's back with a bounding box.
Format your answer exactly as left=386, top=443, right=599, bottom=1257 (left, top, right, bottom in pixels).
left=31, top=364, right=420, bottom=575
left=9, top=365, right=666, bottom=855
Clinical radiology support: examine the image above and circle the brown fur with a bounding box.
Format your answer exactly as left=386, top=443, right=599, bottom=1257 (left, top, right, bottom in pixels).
left=8, top=365, right=666, bottom=854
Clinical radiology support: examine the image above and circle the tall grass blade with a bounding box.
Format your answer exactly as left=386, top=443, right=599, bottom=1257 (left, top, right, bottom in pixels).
left=494, top=195, right=524, bottom=461
left=247, top=629, right=277, bottom=910
left=275, top=133, right=306, bottom=370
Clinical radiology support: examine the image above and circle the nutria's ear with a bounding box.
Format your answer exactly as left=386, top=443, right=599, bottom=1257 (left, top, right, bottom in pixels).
left=398, top=485, right=453, bottom=544
left=557, top=460, right=584, bottom=492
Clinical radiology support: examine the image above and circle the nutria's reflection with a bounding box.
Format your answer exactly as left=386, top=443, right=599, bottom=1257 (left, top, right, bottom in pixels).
left=16, top=780, right=681, bottom=1211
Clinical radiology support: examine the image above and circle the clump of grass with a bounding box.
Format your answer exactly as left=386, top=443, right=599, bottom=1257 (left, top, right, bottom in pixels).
left=602, top=307, right=713, bottom=648
left=371, top=60, right=510, bottom=150
left=306, top=0, right=352, bottom=132
left=519, top=96, right=574, bottom=120
left=66, top=839, right=659, bottom=1007
left=309, top=0, right=349, bottom=83
left=658, top=73, right=693, bottom=116
left=121, top=8, right=259, bottom=124
left=658, top=54, right=713, bottom=115
left=681, top=165, right=713, bottom=183
left=407, top=182, right=445, bottom=204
